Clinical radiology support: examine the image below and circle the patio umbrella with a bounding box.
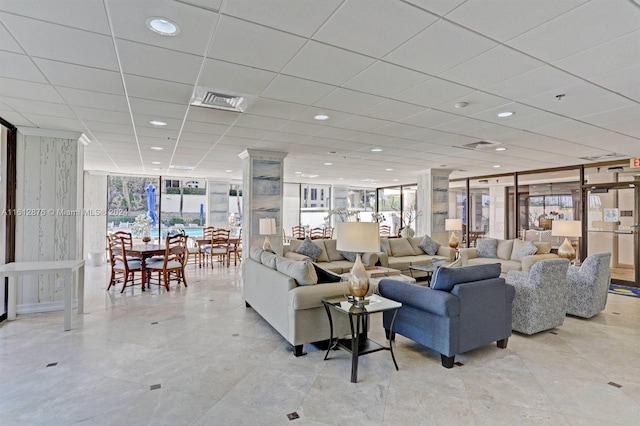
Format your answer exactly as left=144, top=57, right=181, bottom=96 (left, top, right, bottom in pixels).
left=146, top=184, right=158, bottom=226
left=199, top=203, right=204, bottom=225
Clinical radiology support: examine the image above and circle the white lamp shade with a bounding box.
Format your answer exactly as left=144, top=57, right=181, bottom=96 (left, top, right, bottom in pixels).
left=445, top=218, right=463, bottom=231
left=336, top=222, right=379, bottom=253
left=551, top=220, right=581, bottom=238
left=259, top=218, right=277, bottom=235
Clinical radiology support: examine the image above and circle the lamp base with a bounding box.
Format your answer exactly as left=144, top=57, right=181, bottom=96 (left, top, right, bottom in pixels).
left=348, top=253, right=370, bottom=303
left=557, top=237, right=576, bottom=262
left=448, top=231, right=459, bottom=249
left=262, top=236, right=272, bottom=251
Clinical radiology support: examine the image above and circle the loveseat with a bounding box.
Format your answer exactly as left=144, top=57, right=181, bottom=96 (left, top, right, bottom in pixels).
left=284, top=238, right=379, bottom=273
left=378, top=263, right=515, bottom=368
left=459, top=238, right=558, bottom=274
left=243, top=247, right=352, bottom=356
left=377, top=237, right=456, bottom=278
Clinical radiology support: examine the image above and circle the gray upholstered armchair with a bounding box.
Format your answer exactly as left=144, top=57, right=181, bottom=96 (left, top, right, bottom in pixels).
left=505, top=258, right=570, bottom=335
left=565, top=252, right=611, bottom=318
left=378, top=263, right=514, bottom=368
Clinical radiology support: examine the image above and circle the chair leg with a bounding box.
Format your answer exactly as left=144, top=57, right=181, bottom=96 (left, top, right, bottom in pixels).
left=385, top=329, right=395, bottom=341
left=293, top=345, right=306, bottom=357
left=441, top=354, right=455, bottom=368
left=497, top=338, right=509, bottom=349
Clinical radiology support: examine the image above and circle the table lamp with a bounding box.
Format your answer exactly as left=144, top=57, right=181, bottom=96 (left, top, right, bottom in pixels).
left=445, top=218, right=463, bottom=249
left=259, top=217, right=277, bottom=250
left=551, top=220, right=581, bottom=262
left=336, top=222, right=380, bottom=305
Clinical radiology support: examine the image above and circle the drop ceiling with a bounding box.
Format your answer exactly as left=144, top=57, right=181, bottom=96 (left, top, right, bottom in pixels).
left=1, top=0, right=639, bottom=187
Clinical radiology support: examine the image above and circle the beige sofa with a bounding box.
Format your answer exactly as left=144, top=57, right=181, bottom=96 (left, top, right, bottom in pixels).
left=284, top=238, right=379, bottom=273
left=377, top=237, right=457, bottom=278
left=243, top=247, right=352, bottom=356
left=459, top=239, right=558, bottom=274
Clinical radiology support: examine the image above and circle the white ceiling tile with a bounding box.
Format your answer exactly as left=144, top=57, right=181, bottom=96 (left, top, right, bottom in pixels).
left=209, top=15, right=305, bottom=72
left=0, top=51, right=47, bottom=83
left=73, top=106, right=131, bottom=124
left=593, top=63, right=640, bottom=103
left=282, top=41, right=375, bottom=86
left=400, top=109, right=460, bottom=129
left=329, top=116, right=389, bottom=133
left=124, top=74, right=194, bottom=105
left=343, top=62, right=431, bottom=98
left=0, top=0, right=110, bottom=34
left=361, top=100, right=426, bottom=122
left=402, top=0, right=467, bottom=16
left=507, top=0, right=640, bottom=62
left=578, top=105, right=640, bottom=127
left=57, top=87, right=129, bottom=112
left=129, top=98, right=188, bottom=120
left=261, top=75, right=334, bottom=105
left=484, top=65, right=581, bottom=101
left=394, top=77, right=475, bottom=108
left=116, top=40, right=202, bottom=85
left=0, top=22, right=23, bottom=53
left=82, top=121, right=134, bottom=134
left=20, top=114, right=84, bottom=131
left=199, top=59, right=276, bottom=96
left=435, top=91, right=511, bottom=116
left=0, top=110, right=33, bottom=126
left=225, top=126, right=270, bottom=140
left=446, top=0, right=587, bottom=42
left=185, top=107, right=240, bottom=125
left=0, top=78, right=64, bottom=103
left=1, top=13, right=118, bottom=70
left=314, top=0, right=437, bottom=58
left=439, top=46, right=544, bottom=90
left=182, top=121, right=228, bottom=135
left=244, top=98, right=307, bottom=120
left=313, top=88, right=385, bottom=114
left=34, top=58, right=125, bottom=95
left=135, top=125, right=181, bottom=138
left=221, top=0, right=342, bottom=37
left=385, top=20, right=497, bottom=75
left=2, top=97, right=75, bottom=118
left=108, top=0, right=218, bottom=55
left=233, top=115, right=288, bottom=131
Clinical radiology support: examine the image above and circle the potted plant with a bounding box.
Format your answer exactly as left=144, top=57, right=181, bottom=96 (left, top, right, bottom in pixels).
left=132, top=214, right=152, bottom=243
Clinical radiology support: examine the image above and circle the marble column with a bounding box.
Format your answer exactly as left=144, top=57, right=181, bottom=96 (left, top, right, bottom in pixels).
left=417, top=169, right=452, bottom=244
left=15, top=128, right=83, bottom=314
left=207, top=180, right=230, bottom=228
left=238, top=149, right=287, bottom=256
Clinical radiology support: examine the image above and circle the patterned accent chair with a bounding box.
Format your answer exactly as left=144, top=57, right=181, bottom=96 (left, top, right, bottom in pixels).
left=505, top=258, right=570, bottom=335
left=565, top=252, right=612, bottom=318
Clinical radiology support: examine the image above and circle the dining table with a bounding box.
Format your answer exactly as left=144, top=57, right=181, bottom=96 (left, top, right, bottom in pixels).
left=127, top=243, right=165, bottom=288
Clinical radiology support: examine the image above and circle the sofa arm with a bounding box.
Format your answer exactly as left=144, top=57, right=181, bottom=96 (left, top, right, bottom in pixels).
left=521, top=253, right=558, bottom=272
left=437, top=246, right=456, bottom=262
left=285, top=252, right=311, bottom=261
left=289, top=282, right=350, bottom=310
left=378, top=279, right=459, bottom=318
left=362, top=252, right=379, bottom=267
left=376, top=252, right=389, bottom=267
left=459, top=248, right=477, bottom=262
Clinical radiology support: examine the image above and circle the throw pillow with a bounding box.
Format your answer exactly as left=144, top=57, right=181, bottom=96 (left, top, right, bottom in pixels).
left=312, top=263, right=342, bottom=283
left=339, top=251, right=357, bottom=262
left=476, top=238, right=498, bottom=258
left=275, top=257, right=317, bottom=286
left=517, top=241, right=538, bottom=261
left=295, top=237, right=323, bottom=261
left=388, top=238, right=416, bottom=257
left=418, top=235, right=440, bottom=255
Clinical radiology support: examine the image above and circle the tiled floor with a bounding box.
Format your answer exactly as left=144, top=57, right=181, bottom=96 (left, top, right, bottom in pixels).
left=1, top=263, right=639, bottom=425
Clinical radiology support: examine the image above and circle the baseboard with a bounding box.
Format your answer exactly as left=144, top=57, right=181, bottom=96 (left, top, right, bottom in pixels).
left=16, top=300, right=78, bottom=315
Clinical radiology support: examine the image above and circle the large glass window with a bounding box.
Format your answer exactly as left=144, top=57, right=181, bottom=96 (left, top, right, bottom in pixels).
left=300, top=184, right=331, bottom=229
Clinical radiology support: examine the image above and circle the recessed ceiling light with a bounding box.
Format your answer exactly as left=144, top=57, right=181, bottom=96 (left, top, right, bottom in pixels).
left=385, top=168, right=393, bottom=171
left=393, top=179, right=399, bottom=182
left=454, top=102, right=469, bottom=109
left=313, top=113, right=330, bottom=121
left=493, top=165, right=501, bottom=168
left=146, top=17, right=180, bottom=36
left=324, top=162, right=332, bottom=166
left=497, top=111, right=514, bottom=118
left=495, top=147, right=507, bottom=151
left=150, top=120, right=167, bottom=126
left=151, top=161, right=161, bottom=165
left=225, top=169, right=232, bottom=172
left=150, top=146, right=163, bottom=151
left=152, top=168, right=161, bottom=171
left=371, top=148, right=383, bottom=152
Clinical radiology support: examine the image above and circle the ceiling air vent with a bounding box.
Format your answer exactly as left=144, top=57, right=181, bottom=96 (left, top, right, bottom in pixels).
left=190, top=87, right=248, bottom=112
left=579, top=153, right=624, bottom=162
left=457, top=141, right=501, bottom=150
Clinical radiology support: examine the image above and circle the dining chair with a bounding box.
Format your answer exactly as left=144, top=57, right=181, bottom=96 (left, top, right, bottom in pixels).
left=379, top=224, right=391, bottom=237
left=145, top=233, right=188, bottom=291
left=292, top=225, right=306, bottom=240
left=197, top=226, right=216, bottom=267
left=323, top=227, right=334, bottom=239
left=228, top=228, right=242, bottom=266
left=106, top=235, right=143, bottom=293
left=309, top=227, right=324, bottom=239
left=185, top=236, right=200, bottom=267
left=206, top=228, right=231, bottom=267
left=112, top=231, right=142, bottom=261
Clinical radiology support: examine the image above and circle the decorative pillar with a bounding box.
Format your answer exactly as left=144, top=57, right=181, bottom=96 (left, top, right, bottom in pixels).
left=15, top=129, right=83, bottom=314
left=417, top=169, right=452, bottom=244
left=83, top=171, right=107, bottom=265
left=238, top=149, right=287, bottom=257
left=206, top=180, right=230, bottom=228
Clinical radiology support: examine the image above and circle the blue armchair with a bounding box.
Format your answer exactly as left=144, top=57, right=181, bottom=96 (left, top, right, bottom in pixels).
left=505, top=258, right=570, bottom=335
left=565, top=252, right=611, bottom=318
left=378, top=263, right=515, bottom=368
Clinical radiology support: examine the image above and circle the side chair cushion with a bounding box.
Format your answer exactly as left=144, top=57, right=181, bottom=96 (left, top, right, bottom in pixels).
left=275, top=257, right=318, bottom=286
left=517, top=241, right=538, bottom=261
left=295, top=237, right=323, bottom=262
left=418, top=235, right=441, bottom=255
left=115, top=260, right=142, bottom=270
left=476, top=238, right=498, bottom=258
left=431, top=263, right=502, bottom=292
left=146, top=259, right=182, bottom=270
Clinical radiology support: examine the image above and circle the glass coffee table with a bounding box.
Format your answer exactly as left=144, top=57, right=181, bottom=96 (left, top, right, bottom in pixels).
left=322, top=295, right=402, bottom=383
left=408, top=263, right=436, bottom=285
